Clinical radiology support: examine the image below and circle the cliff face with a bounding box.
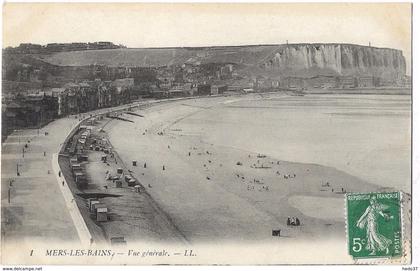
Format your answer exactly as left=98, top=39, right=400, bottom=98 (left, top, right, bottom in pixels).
left=262, top=44, right=406, bottom=79
left=39, top=43, right=406, bottom=80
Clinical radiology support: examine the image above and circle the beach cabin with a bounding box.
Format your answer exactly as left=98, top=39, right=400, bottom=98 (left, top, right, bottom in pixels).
left=115, top=180, right=123, bottom=188
left=87, top=198, right=98, bottom=209
left=128, top=179, right=136, bottom=187
left=70, top=158, right=78, bottom=165
left=71, top=164, right=82, bottom=177
left=93, top=203, right=106, bottom=215
left=117, top=168, right=123, bottom=174
left=77, top=155, right=88, bottom=162
left=110, top=237, right=127, bottom=246
left=272, top=229, right=281, bottom=237
left=89, top=200, right=100, bottom=213
left=71, top=163, right=81, bottom=170
left=96, top=206, right=108, bottom=222
left=75, top=173, right=87, bottom=188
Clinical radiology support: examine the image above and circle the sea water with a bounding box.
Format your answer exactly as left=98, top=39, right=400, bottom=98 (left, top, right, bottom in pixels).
left=175, top=94, right=411, bottom=193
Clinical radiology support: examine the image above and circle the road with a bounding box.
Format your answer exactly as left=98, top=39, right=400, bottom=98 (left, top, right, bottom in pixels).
left=0, top=97, right=204, bottom=263
left=1, top=117, right=81, bottom=258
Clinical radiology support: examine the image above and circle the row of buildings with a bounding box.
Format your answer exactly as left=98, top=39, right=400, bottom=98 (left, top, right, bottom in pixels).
left=1, top=77, right=231, bottom=141
left=4, top=42, right=126, bottom=54
left=1, top=78, right=134, bottom=140
left=3, top=71, right=412, bottom=136
left=251, top=74, right=412, bottom=90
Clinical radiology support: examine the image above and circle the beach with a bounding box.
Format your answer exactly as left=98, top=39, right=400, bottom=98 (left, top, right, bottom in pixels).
left=94, top=93, right=411, bottom=244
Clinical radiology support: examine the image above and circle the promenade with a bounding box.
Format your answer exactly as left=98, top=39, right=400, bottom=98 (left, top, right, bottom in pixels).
left=1, top=117, right=81, bottom=259
left=0, top=98, right=196, bottom=263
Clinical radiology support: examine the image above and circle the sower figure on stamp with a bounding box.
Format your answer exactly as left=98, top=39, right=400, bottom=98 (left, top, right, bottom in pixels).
left=356, top=195, right=393, bottom=255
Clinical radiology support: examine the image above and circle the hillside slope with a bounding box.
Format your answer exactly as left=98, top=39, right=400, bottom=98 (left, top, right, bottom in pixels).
left=39, top=43, right=406, bottom=79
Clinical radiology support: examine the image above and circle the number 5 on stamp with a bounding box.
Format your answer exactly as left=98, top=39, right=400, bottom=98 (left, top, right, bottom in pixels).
left=346, top=192, right=402, bottom=259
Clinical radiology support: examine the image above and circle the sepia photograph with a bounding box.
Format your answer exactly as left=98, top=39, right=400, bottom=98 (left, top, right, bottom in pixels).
left=0, top=2, right=415, bottom=267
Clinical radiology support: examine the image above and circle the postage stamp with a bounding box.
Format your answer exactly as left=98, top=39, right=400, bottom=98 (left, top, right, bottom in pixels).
left=346, top=192, right=403, bottom=259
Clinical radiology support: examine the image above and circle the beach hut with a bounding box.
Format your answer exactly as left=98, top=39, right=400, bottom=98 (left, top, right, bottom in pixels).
left=115, top=180, right=122, bottom=188
left=70, top=158, right=78, bottom=165
left=101, top=155, right=107, bottom=162
left=128, top=179, right=136, bottom=187
left=89, top=200, right=100, bottom=213
left=110, top=237, right=127, bottom=246
left=132, top=160, right=137, bottom=166
left=96, top=206, right=108, bottom=222
left=112, top=175, right=120, bottom=181
left=71, top=163, right=81, bottom=171
left=77, top=155, right=88, bottom=162
left=75, top=173, right=87, bottom=188
left=272, top=229, right=281, bottom=237
left=71, top=164, right=83, bottom=177
left=117, top=168, right=123, bottom=174
left=87, top=198, right=98, bottom=209
left=134, top=185, right=142, bottom=193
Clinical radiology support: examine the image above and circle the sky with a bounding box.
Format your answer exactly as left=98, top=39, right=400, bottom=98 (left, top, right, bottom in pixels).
left=2, top=3, right=412, bottom=72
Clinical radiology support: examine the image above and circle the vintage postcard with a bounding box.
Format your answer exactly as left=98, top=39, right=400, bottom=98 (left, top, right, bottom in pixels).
left=0, top=2, right=413, bottom=266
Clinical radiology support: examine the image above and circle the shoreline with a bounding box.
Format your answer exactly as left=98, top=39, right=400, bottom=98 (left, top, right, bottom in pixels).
left=96, top=94, right=409, bottom=243
left=2, top=88, right=411, bottom=143
left=3, top=92, right=409, bottom=246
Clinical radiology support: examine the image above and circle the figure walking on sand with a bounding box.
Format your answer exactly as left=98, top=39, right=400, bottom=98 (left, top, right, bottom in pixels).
left=356, top=195, right=393, bottom=255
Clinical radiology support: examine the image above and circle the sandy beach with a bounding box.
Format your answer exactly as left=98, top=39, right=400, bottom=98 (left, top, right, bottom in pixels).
left=89, top=93, right=411, bottom=244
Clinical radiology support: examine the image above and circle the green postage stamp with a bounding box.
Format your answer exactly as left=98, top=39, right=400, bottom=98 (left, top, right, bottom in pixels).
left=346, top=192, right=403, bottom=259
